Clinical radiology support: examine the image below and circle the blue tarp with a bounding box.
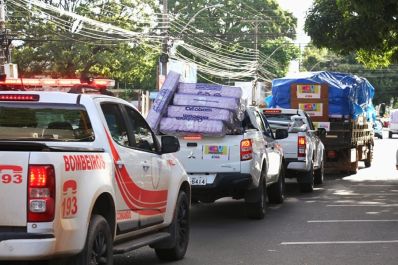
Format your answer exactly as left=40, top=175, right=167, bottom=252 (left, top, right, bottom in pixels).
left=267, top=71, right=376, bottom=121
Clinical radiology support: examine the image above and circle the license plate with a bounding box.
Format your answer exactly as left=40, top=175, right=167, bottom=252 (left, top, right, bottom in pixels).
left=189, top=175, right=207, bottom=186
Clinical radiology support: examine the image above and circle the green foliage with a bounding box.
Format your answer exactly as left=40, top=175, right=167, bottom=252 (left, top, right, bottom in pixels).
left=8, top=0, right=159, bottom=90
left=260, top=38, right=300, bottom=77
left=168, top=0, right=298, bottom=81
left=301, top=45, right=398, bottom=105
left=305, top=0, right=398, bottom=68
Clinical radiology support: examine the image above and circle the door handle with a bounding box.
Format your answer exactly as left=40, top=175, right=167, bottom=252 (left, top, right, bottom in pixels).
left=141, top=161, right=150, bottom=172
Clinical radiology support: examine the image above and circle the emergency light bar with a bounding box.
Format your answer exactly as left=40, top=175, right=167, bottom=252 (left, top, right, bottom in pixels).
left=0, top=78, right=115, bottom=88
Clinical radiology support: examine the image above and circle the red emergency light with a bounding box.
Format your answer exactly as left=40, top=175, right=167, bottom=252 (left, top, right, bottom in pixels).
left=0, top=94, right=40, bottom=101
left=0, top=78, right=115, bottom=88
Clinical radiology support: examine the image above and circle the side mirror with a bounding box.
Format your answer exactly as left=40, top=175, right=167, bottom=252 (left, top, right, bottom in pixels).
left=317, top=128, right=327, bottom=137
left=161, top=135, right=180, bottom=154
left=275, top=129, right=289, bottom=140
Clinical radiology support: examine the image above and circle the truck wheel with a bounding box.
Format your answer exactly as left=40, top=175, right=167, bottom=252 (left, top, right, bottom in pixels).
left=299, top=169, right=314, bottom=193
left=314, top=161, right=324, bottom=185
left=268, top=166, right=285, bottom=204
left=245, top=177, right=267, bottom=219
left=72, top=215, right=113, bottom=265
left=155, top=191, right=190, bottom=261
left=364, top=145, right=373, bottom=168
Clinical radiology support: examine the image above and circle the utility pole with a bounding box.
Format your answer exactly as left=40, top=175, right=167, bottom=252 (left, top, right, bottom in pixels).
left=242, top=17, right=266, bottom=105
left=160, top=0, right=168, bottom=76
left=0, top=0, right=7, bottom=71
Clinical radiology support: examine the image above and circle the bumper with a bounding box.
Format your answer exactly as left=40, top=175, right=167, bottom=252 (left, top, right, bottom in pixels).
left=0, top=237, right=56, bottom=260
left=190, top=173, right=252, bottom=201
left=285, top=159, right=310, bottom=173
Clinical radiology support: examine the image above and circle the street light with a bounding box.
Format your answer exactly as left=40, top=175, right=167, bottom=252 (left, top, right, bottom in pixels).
left=178, top=4, right=224, bottom=38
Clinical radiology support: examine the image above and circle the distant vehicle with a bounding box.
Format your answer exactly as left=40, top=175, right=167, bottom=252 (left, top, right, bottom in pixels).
left=261, top=108, right=325, bottom=193
left=373, top=118, right=383, bottom=139
left=388, top=110, right=398, bottom=138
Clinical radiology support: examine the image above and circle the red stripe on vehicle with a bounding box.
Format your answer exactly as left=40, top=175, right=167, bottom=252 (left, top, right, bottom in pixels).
left=104, top=129, right=168, bottom=208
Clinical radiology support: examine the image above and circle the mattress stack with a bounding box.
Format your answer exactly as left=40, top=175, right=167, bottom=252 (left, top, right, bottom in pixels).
left=147, top=72, right=244, bottom=137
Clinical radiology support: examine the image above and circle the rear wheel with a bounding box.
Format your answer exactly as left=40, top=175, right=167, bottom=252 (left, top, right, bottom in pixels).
left=71, top=215, right=113, bottom=265
left=245, top=177, right=267, bottom=219
left=364, top=144, right=373, bottom=168
left=155, top=191, right=190, bottom=261
left=314, top=160, right=324, bottom=185
left=299, top=168, right=314, bottom=193
left=268, top=165, right=285, bottom=204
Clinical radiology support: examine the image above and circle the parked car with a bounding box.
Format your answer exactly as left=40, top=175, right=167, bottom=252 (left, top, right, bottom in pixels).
left=261, top=108, right=325, bottom=193
left=374, top=118, right=384, bottom=139
left=389, top=110, right=398, bottom=138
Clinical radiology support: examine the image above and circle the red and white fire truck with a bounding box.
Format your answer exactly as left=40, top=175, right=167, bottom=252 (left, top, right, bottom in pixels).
left=0, top=78, right=190, bottom=264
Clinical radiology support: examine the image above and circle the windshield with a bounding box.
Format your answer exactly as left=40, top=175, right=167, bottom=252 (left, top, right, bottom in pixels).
left=0, top=103, right=94, bottom=142
left=262, top=113, right=296, bottom=132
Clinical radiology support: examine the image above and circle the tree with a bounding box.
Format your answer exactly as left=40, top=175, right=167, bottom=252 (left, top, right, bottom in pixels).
left=8, top=0, right=160, bottom=90
left=305, top=0, right=398, bottom=68
left=301, top=45, right=398, bottom=105
left=168, top=0, right=299, bottom=81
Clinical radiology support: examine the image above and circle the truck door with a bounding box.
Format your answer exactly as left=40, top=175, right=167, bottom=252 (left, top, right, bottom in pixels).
left=122, top=105, right=169, bottom=225
left=100, top=102, right=167, bottom=230
left=253, top=111, right=281, bottom=181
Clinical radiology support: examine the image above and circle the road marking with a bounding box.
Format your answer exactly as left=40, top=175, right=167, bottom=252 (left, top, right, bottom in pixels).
left=356, top=184, right=398, bottom=187
left=327, top=204, right=398, bottom=207
left=281, top=240, right=398, bottom=245
left=308, top=219, right=398, bottom=223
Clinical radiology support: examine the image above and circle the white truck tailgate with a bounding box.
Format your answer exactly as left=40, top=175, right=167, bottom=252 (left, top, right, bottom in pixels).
left=0, top=152, right=29, bottom=226
left=278, top=133, right=298, bottom=159
left=176, top=136, right=242, bottom=173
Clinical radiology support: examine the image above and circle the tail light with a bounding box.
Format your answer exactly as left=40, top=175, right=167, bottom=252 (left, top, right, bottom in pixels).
left=298, top=136, right=306, bottom=158
left=241, top=139, right=253, bottom=161
left=28, top=165, right=55, bottom=222
left=327, top=150, right=337, bottom=159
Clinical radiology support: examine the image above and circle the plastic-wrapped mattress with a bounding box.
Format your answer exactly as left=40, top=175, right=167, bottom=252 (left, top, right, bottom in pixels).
left=173, top=93, right=239, bottom=111
left=167, top=105, right=233, bottom=124
left=146, top=71, right=180, bottom=132
left=178, top=83, right=242, bottom=99
left=159, top=117, right=226, bottom=136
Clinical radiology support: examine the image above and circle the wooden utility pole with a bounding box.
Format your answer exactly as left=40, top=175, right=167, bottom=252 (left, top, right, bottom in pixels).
left=0, top=0, right=7, bottom=69
left=241, top=18, right=267, bottom=105
left=161, top=0, right=168, bottom=76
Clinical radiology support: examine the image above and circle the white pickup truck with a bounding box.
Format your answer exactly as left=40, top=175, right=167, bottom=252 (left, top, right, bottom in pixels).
left=173, top=107, right=288, bottom=219
left=261, top=108, right=325, bottom=192
left=0, top=90, right=190, bottom=264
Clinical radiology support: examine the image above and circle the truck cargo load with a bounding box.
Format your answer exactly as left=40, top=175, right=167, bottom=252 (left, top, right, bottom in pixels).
left=267, top=71, right=376, bottom=174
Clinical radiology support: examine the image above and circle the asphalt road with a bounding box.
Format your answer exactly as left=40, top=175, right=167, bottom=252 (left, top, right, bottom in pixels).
left=116, top=134, right=398, bottom=265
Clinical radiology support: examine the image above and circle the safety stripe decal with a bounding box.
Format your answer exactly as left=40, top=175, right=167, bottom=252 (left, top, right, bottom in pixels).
left=104, top=129, right=168, bottom=210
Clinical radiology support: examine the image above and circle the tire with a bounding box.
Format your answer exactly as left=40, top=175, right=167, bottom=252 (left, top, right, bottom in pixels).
left=268, top=165, right=285, bottom=204
left=299, top=168, right=314, bottom=193
left=155, top=191, right=190, bottom=261
left=71, top=215, right=113, bottom=265
left=245, top=177, right=267, bottom=219
left=364, top=145, right=373, bottom=168
left=389, top=131, right=393, bottom=138
left=314, top=160, right=324, bottom=185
